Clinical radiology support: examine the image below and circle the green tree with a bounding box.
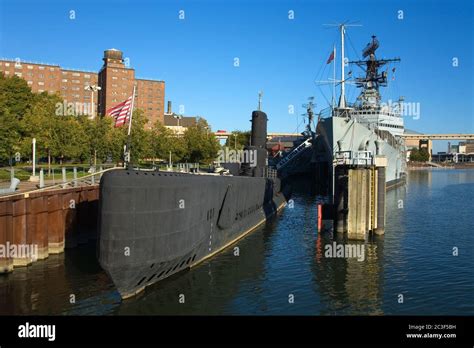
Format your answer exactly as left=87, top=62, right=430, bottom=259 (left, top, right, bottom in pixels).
left=79, top=115, right=114, bottom=165
left=107, top=109, right=152, bottom=165
left=182, top=118, right=220, bottom=164
left=410, top=147, right=430, bottom=162
left=0, top=74, right=34, bottom=165
left=20, top=92, right=60, bottom=166
left=127, top=109, right=152, bottom=164
left=0, top=74, right=34, bottom=120
left=49, top=115, right=88, bottom=164
left=225, top=130, right=251, bottom=150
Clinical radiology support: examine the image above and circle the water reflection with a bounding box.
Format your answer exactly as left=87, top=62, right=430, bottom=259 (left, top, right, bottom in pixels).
left=0, top=170, right=472, bottom=315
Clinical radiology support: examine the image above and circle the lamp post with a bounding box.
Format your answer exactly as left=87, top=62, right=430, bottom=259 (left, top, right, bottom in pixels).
left=28, top=137, right=39, bottom=182
left=32, top=138, right=36, bottom=177
left=84, top=85, right=102, bottom=169
left=84, top=84, right=101, bottom=119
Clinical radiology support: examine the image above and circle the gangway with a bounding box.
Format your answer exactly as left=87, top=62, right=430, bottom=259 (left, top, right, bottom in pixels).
left=276, top=137, right=313, bottom=170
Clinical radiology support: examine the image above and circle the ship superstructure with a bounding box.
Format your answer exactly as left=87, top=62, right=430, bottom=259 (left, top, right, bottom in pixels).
left=314, top=24, right=407, bottom=197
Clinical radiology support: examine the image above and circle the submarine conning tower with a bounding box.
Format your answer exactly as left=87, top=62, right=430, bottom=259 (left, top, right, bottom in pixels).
left=247, top=110, right=268, bottom=177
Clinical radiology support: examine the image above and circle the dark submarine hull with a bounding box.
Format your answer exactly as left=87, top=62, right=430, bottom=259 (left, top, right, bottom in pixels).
left=98, top=169, right=288, bottom=299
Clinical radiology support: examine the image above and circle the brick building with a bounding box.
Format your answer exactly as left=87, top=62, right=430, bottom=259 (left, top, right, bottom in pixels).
left=0, top=49, right=165, bottom=126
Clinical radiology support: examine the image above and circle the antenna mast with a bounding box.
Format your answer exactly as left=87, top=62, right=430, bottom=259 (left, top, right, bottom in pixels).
left=258, top=91, right=263, bottom=111
left=324, top=22, right=362, bottom=110
left=340, top=24, right=346, bottom=108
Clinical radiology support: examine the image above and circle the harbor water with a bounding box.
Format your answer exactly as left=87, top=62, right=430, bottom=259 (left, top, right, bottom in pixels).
left=1, top=169, right=473, bottom=315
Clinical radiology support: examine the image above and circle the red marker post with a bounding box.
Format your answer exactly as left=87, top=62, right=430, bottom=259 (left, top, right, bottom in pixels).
left=317, top=203, right=322, bottom=231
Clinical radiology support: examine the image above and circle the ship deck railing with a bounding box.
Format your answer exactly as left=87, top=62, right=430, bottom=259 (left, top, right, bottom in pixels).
left=334, top=150, right=374, bottom=166
left=264, top=167, right=278, bottom=179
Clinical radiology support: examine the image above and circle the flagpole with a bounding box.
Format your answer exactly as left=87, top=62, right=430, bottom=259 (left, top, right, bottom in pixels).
left=333, top=45, right=336, bottom=110
left=125, top=85, right=136, bottom=168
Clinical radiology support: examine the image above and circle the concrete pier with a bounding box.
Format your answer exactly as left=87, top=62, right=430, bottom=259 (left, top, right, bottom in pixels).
left=333, top=152, right=387, bottom=240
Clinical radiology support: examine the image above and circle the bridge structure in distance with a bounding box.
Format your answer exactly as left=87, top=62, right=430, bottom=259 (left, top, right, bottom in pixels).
left=401, top=133, right=474, bottom=161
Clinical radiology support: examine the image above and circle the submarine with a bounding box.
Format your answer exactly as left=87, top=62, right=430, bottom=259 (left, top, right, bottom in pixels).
left=97, top=109, right=290, bottom=299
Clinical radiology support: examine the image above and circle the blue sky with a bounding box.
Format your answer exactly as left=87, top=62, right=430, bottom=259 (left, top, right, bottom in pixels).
left=1, top=0, right=473, bottom=152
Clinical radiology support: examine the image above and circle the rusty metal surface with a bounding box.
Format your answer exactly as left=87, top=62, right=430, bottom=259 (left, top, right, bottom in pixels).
left=0, top=185, right=99, bottom=273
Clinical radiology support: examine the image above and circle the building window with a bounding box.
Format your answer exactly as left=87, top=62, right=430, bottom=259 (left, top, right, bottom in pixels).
left=50, top=67, right=55, bottom=71
left=27, top=65, right=33, bottom=70
left=72, top=80, right=80, bottom=83
left=72, top=72, right=80, bottom=76
left=84, top=74, right=90, bottom=79
left=113, top=69, right=118, bottom=72
left=72, top=86, right=80, bottom=91
left=62, top=71, right=68, bottom=75
left=14, top=72, right=22, bottom=77
left=112, top=76, right=117, bottom=80
left=5, top=63, right=10, bottom=67
left=39, top=74, right=44, bottom=78
left=39, top=66, right=45, bottom=70
left=61, top=86, right=67, bottom=90
left=38, top=82, right=44, bottom=86
left=112, top=84, right=118, bottom=87
left=62, top=79, right=68, bottom=82
left=27, top=81, right=33, bottom=85
left=38, top=89, right=44, bottom=92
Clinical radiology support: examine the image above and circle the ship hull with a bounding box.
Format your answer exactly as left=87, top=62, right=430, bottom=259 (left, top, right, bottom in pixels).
left=98, top=169, right=288, bottom=299
left=314, top=116, right=406, bottom=194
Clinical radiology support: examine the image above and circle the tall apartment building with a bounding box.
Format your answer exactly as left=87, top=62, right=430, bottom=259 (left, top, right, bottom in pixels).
left=0, top=49, right=165, bottom=126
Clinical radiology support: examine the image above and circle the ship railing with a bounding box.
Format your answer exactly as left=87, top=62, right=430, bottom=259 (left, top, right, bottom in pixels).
left=264, top=167, right=278, bottom=179
left=168, top=163, right=201, bottom=173
left=276, top=137, right=312, bottom=170
left=334, top=150, right=373, bottom=166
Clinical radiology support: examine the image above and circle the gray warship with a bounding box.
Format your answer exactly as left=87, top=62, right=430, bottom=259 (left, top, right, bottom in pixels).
left=274, top=26, right=406, bottom=194
left=97, top=109, right=289, bottom=299
left=312, top=25, right=407, bottom=194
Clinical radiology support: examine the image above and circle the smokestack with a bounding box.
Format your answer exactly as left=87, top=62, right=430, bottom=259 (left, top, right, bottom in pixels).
left=167, top=101, right=172, bottom=114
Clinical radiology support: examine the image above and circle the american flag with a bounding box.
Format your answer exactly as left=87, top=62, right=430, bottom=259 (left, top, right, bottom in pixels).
left=107, top=96, right=133, bottom=127
left=326, top=47, right=335, bottom=64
